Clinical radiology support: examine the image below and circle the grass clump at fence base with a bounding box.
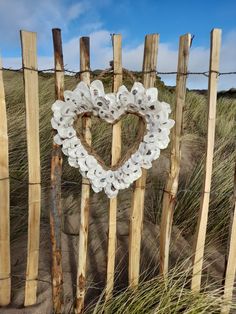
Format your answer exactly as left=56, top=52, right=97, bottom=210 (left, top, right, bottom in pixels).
left=85, top=265, right=234, bottom=314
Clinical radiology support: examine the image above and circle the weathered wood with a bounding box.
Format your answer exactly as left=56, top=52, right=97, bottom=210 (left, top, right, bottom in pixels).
left=20, top=30, right=41, bottom=306
left=50, top=28, right=64, bottom=314
left=0, top=58, right=11, bottom=306
left=159, top=34, right=191, bottom=276
left=76, top=37, right=91, bottom=314
left=129, top=34, right=159, bottom=288
left=191, top=28, right=221, bottom=292
left=221, top=161, right=236, bottom=314
left=105, top=34, right=122, bottom=301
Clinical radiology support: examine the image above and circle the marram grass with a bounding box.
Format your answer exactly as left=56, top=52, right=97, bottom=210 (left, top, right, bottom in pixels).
left=85, top=264, right=235, bottom=314
left=2, top=70, right=236, bottom=312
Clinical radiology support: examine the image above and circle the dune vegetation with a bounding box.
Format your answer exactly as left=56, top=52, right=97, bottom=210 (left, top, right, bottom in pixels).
left=3, top=68, right=236, bottom=313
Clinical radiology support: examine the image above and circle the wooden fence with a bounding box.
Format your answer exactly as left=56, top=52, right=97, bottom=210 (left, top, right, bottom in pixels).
left=0, top=28, right=235, bottom=314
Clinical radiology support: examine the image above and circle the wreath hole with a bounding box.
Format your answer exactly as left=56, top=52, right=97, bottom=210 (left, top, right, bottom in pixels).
left=74, top=112, right=147, bottom=169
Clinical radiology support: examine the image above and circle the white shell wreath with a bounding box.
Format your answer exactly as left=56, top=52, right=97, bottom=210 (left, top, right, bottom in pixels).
left=51, top=80, right=175, bottom=198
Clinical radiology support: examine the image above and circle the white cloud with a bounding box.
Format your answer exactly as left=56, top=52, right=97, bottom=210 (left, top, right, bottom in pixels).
left=156, top=31, right=236, bottom=90
left=2, top=30, right=113, bottom=71
left=122, top=44, right=144, bottom=70
left=2, top=27, right=236, bottom=90
left=66, top=2, right=89, bottom=21
left=0, top=0, right=235, bottom=90
left=0, top=0, right=65, bottom=46
left=121, top=30, right=236, bottom=90
left=80, top=22, right=104, bottom=33
left=0, top=0, right=94, bottom=53
left=89, top=30, right=113, bottom=68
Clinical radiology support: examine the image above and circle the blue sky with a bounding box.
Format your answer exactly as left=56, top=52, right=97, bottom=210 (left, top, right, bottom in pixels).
left=1, top=0, right=236, bottom=89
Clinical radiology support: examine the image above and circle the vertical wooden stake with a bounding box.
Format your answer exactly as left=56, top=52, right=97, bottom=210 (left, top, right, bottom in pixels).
left=0, top=58, right=11, bottom=306
left=105, top=34, right=122, bottom=301
left=221, top=161, right=236, bottom=314
left=50, top=28, right=64, bottom=313
left=129, top=34, right=159, bottom=288
left=159, top=34, right=191, bottom=276
left=21, top=31, right=41, bottom=306
left=191, top=28, right=221, bottom=292
left=76, top=37, right=91, bottom=314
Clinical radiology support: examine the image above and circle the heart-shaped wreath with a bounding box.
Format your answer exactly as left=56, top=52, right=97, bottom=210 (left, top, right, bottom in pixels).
left=51, top=80, right=174, bottom=198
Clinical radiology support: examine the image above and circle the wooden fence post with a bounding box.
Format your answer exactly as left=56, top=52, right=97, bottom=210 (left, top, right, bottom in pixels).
left=221, top=161, right=236, bottom=314
left=76, top=37, right=91, bottom=314
left=0, top=58, right=11, bottom=306
left=191, top=28, right=221, bottom=292
left=50, top=28, right=64, bottom=313
left=159, top=34, right=191, bottom=276
left=20, top=30, right=41, bottom=306
left=129, top=34, right=159, bottom=288
left=105, top=34, right=122, bottom=301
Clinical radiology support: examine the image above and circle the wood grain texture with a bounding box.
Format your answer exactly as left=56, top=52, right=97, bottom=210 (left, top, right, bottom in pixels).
left=191, top=28, right=221, bottom=292
left=221, top=162, right=236, bottom=314
left=129, top=34, right=159, bottom=288
left=105, top=34, right=122, bottom=301
left=50, top=28, right=64, bottom=314
left=76, top=37, right=91, bottom=314
left=0, top=58, right=11, bottom=306
left=159, top=34, right=191, bottom=276
left=20, top=30, right=41, bottom=306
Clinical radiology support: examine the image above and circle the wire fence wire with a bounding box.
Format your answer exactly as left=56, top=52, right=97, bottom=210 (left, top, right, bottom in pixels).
left=7, top=174, right=233, bottom=198
left=1, top=66, right=236, bottom=81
